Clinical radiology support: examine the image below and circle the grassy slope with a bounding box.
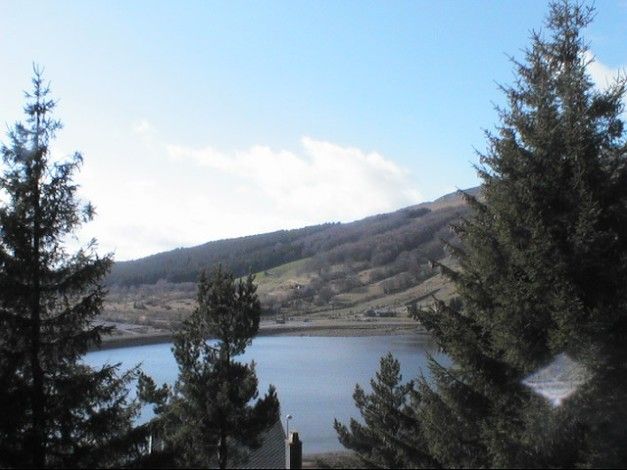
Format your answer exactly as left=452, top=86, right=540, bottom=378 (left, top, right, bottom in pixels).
left=102, top=243, right=459, bottom=328
left=252, top=257, right=457, bottom=320
left=102, top=188, right=477, bottom=327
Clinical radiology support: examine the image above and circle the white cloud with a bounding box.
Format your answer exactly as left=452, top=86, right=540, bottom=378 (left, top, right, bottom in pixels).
left=131, top=119, right=158, bottom=147
left=166, top=136, right=422, bottom=224
left=132, top=119, right=154, bottom=136
left=584, top=51, right=625, bottom=90
left=73, top=134, right=422, bottom=261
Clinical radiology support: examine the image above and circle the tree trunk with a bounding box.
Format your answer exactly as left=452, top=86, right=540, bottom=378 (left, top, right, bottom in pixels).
left=30, top=280, right=45, bottom=467
left=30, top=120, right=45, bottom=467
left=218, top=430, right=228, bottom=470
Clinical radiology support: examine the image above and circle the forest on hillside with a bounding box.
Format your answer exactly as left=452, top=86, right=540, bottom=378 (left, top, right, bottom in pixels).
left=102, top=189, right=475, bottom=324
left=108, top=189, right=476, bottom=287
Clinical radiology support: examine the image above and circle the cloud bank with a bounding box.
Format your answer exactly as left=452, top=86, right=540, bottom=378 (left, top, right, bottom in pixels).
left=73, top=52, right=624, bottom=261
left=584, top=51, right=626, bottom=91
left=76, top=132, right=422, bottom=260
left=167, top=137, right=421, bottom=224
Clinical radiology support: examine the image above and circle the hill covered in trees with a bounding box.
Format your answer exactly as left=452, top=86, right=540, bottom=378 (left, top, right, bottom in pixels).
left=108, top=187, right=478, bottom=287
left=103, top=187, right=478, bottom=326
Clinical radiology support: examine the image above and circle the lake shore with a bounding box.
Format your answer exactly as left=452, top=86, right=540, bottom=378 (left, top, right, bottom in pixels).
left=87, top=326, right=445, bottom=454
left=302, top=450, right=361, bottom=468
left=93, top=318, right=428, bottom=351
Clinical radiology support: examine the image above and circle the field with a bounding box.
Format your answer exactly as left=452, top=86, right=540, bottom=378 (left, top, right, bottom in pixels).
left=99, top=188, right=474, bottom=337
left=100, top=255, right=457, bottom=339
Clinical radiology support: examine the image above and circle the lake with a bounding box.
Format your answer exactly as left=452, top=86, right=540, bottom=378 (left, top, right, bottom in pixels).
left=85, top=335, right=448, bottom=454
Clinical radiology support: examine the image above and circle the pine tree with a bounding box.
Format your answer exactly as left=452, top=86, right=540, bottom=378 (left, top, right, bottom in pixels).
left=0, top=67, right=146, bottom=467
left=334, top=353, right=436, bottom=469
left=411, top=1, right=627, bottom=467
left=141, top=266, right=280, bottom=468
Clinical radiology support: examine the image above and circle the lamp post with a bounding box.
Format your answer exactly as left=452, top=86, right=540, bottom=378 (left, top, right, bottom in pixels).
left=286, top=414, right=293, bottom=438
left=285, top=414, right=294, bottom=469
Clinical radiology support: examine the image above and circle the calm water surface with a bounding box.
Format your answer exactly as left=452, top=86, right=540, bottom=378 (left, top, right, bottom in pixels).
left=85, top=335, right=447, bottom=453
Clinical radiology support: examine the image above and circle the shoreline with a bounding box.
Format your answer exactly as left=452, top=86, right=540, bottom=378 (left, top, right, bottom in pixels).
left=302, top=450, right=361, bottom=468
left=92, top=320, right=429, bottom=351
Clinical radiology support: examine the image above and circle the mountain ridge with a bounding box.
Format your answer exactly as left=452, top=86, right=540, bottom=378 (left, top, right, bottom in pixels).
left=108, top=186, right=479, bottom=288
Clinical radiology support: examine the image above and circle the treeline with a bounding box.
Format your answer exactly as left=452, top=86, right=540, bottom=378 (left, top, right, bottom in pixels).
left=108, top=197, right=472, bottom=287
left=308, top=206, right=463, bottom=270
left=108, top=224, right=332, bottom=286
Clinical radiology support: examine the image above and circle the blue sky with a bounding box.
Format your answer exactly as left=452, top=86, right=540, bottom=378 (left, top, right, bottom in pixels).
left=0, top=0, right=625, bottom=260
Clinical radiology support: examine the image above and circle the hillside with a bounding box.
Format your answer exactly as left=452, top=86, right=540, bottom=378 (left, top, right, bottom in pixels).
left=102, top=187, right=478, bottom=328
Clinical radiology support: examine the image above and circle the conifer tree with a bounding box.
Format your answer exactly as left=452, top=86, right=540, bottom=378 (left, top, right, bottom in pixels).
left=337, top=1, right=625, bottom=467
left=141, top=266, right=280, bottom=468
left=0, top=67, right=146, bottom=467
left=410, top=1, right=627, bottom=467
left=334, top=353, right=436, bottom=469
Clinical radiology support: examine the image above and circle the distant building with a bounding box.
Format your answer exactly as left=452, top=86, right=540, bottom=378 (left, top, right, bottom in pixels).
left=239, top=420, right=287, bottom=469
left=364, top=307, right=397, bottom=318
left=147, top=420, right=297, bottom=469
left=239, top=421, right=302, bottom=469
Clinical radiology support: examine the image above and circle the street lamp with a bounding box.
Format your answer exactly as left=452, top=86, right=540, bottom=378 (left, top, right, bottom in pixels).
left=285, top=414, right=293, bottom=438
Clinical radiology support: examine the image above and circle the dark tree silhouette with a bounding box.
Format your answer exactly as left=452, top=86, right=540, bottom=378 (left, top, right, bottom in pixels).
left=0, top=67, right=145, bottom=467
left=140, top=266, right=280, bottom=468
left=337, top=1, right=627, bottom=467
left=413, top=1, right=627, bottom=467
left=334, top=353, right=436, bottom=468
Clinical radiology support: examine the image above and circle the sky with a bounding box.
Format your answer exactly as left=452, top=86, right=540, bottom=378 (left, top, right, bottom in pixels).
left=0, top=0, right=625, bottom=261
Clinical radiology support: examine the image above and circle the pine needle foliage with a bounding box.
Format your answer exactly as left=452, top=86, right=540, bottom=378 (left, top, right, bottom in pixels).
left=334, top=353, right=437, bottom=469
left=140, top=266, right=280, bottom=469
left=0, top=67, right=145, bottom=467
left=337, top=1, right=626, bottom=467
left=412, top=1, right=627, bottom=467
